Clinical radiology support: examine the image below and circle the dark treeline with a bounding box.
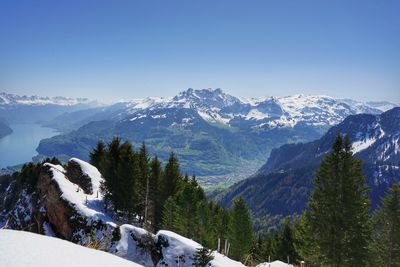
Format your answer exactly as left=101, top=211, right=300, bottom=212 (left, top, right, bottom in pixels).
left=0, top=157, right=60, bottom=212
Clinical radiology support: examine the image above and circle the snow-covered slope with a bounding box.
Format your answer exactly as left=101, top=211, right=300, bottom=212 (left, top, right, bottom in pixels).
left=15, top=159, right=245, bottom=267
left=0, top=229, right=143, bottom=267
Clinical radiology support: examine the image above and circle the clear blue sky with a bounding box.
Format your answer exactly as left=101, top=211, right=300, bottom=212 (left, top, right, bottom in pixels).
left=0, top=0, right=399, bottom=102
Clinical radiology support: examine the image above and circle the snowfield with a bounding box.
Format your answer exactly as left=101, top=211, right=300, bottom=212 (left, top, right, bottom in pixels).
left=0, top=229, right=143, bottom=267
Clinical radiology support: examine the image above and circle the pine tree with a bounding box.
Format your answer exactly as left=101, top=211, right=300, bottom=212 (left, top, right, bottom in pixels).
left=260, top=231, right=276, bottom=263
left=304, top=134, right=370, bottom=267
left=370, top=183, right=400, bottom=267
left=161, top=197, right=182, bottom=232
left=213, top=206, right=230, bottom=251
left=228, top=197, right=254, bottom=262
left=175, top=176, right=204, bottom=238
left=159, top=152, right=182, bottom=210
left=138, top=142, right=150, bottom=227
left=293, top=215, right=318, bottom=264
left=275, top=218, right=298, bottom=264
left=97, top=138, right=139, bottom=217
left=192, top=247, right=214, bottom=267
left=90, top=140, right=106, bottom=169
left=99, top=137, right=121, bottom=209
left=149, top=156, right=162, bottom=231
left=116, top=141, right=139, bottom=217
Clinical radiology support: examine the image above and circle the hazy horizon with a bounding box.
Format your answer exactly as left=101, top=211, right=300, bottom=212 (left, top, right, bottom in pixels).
left=1, top=87, right=399, bottom=105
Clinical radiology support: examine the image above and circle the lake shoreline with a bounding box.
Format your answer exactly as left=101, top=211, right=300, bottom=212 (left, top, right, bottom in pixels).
left=0, top=123, right=59, bottom=169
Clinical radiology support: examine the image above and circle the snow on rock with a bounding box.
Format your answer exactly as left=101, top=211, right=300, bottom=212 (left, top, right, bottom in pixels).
left=43, top=163, right=113, bottom=224
left=352, top=137, right=377, bottom=154
left=156, top=230, right=244, bottom=267
left=69, top=158, right=103, bottom=194
left=0, top=229, right=143, bottom=267
left=40, top=158, right=245, bottom=267
left=256, top=261, right=294, bottom=267
left=245, top=108, right=270, bottom=120
left=157, top=230, right=201, bottom=266
left=210, top=253, right=246, bottom=267
left=113, top=224, right=154, bottom=266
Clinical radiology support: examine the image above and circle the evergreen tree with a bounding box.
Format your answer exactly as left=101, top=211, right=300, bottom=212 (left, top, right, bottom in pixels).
left=161, top=197, right=182, bottom=232
left=304, top=134, right=370, bottom=267
left=228, top=197, right=254, bottom=262
left=260, top=231, right=276, bottom=263
left=192, top=247, right=214, bottom=267
left=159, top=152, right=182, bottom=210
left=370, top=183, right=400, bottom=267
left=275, top=218, right=298, bottom=264
left=116, top=141, right=139, bottom=216
left=175, top=179, right=200, bottom=238
left=196, top=201, right=214, bottom=247
left=293, top=215, right=319, bottom=265
left=149, top=156, right=162, bottom=231
left=99, top=137, right=121, bottom=209
left=138, top=142, right=150, bottom=226
left=213, top=206, right=230, bottom=250
left=98, top=138, right=139, bottom=217
left=89, top=140, right=106, bottom=169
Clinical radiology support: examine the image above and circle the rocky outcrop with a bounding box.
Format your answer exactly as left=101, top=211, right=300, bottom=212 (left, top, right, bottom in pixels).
left=36, top=166, right=76, bottom=239
left=1, top=158, right=245, bottom=267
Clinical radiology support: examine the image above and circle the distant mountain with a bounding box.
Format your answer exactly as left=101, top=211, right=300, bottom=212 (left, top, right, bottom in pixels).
left=0, top=92, right=93, bottom=106
left=219, top=107, right=400, bottom=216
left=36, top=88, right=397, bottom=182
left=0, top=92, right=98, bottom=124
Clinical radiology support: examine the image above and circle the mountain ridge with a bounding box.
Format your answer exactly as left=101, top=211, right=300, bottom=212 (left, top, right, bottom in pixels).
left=219, top=107, right=400, bottom=216
left=35, top=88, right=398, bottom=181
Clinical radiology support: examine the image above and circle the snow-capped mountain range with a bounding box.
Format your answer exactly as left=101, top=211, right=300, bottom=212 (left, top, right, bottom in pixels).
left=259, top=107, right=400, bottom=174
left=115, top=88, right=397, bottom=130
left=3, top=88, right=398, bottom=179
left=0, top=92, right=98, bottom=124
left=0, top=92, right=94, bottom=106
left=2, top=88, right=397, bottom=130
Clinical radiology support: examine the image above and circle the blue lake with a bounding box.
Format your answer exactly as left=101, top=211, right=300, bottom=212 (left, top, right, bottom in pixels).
left=0, top=123, right=59, bottom=168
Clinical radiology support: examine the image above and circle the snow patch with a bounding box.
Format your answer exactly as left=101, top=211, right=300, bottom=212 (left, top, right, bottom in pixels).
left=352, top=138, right=377, bottom=154
left=44, top=163, right=114, bottom=225
left=256, top=261, right=294, bottom=267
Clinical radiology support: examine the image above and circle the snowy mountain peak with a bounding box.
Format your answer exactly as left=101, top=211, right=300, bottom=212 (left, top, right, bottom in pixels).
left=119, top=89, right=399, bottom=129
left=0, top=92, right=95, bottom=106
left=173, top=88, right=240, bottom=109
